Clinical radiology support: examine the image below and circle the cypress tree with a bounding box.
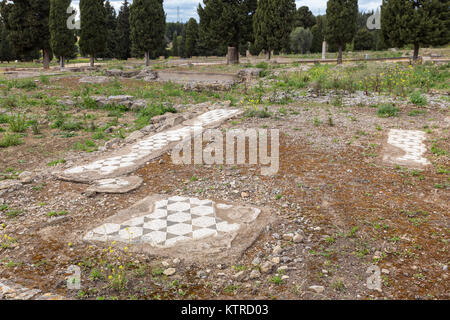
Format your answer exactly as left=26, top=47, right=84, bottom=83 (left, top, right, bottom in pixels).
left=1, top=0, right=52, bottom=68
left=295, top=6, right=316, bottom=29
left=102, top=0, right=117, bottom=59
left=178, top=33, right=186, bottom=58
left=381, top=0, right=450, bottom=62
left=130, top=0, right=165, bottom=66
left=185, top=18, right=198, bottom=58
left=49, top=0, right=76, bottom=69
left=253, top=0, right=296, bottom=59
left=354, top=28, right=376, bottom=51
left=325, top=0, right=358, bottom=64
left=79, top=0, right=106, bottom=67
left=0, top=15, right=14, bottom=63
left=198, top=0, right=257, bottom=62
left=310, top=15, right=326, bottom=53
left=115, top=0, right=131, bottom=60
left=172, top=31, right=179, bottom=57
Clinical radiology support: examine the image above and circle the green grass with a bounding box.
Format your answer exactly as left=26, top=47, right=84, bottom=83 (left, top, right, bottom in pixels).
left=47, top=159, right=66, bottom=166
left=46, top=210, right=68, bottom=217
left=73, top=139, right=98, bottom=152
left=0, top=133, right=23, bottom=148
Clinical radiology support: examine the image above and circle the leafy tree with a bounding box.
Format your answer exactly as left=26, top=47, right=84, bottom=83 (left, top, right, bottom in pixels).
left=130, top=0, right=165, bottom=66
left=295, top=6, right=316, bottom=29
left=115, top=0, right=131, bottom=60
left=253, top=0, right=296, bottom=59
left=0, top=15, right=14, bottom=62
left=79, top=0, right=106, bottom=67
left=49, top=0, right=77, bottom=68
left=381, top=0, right=450, bottom=61
left=1, top=0, right=52, bottom=68
left=290, top=27, right=313, bottom=54
left=325, top=0, right=358, bottom=64
left=185, top=18, right=198, bottom=58
left=197, top=0, right=257, bottom=61
left=354, top=28, right=376, bottom=51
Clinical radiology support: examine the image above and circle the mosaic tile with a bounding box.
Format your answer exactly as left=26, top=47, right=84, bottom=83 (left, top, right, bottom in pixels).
left=84, top=196, right=242, bottom=248
left=62, top=109, right=240, bottom=179
left=384, top=129, right=430, bottom=166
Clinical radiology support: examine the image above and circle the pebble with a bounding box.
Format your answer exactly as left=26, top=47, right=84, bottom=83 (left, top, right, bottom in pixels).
left=309, top=285, right=325, bottom=293
left=293, top=234, right=304, bottom=243
left=260, top=262, right=273, bottom=273
left=252, top=257, right=261, bottom=266
left=271, top=257, right=280, bottom=264
left=163, top=268, right=176, bottom=276
left=272, top=245, right=283, bottom=255
left=282, top=233, right=294, bottom=241
left=250, top=269, right=261, bottom=279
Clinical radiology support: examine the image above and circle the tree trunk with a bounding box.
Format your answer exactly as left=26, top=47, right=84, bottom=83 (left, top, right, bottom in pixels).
left=145, top=51, right=150, bottom=67
left=266, top=50, right=271, bottom=61
left=413, top=43, right=420, bottom=63
left=90, top=54, right=94, bottom=67
left=337, top=44, right=343, bottom=64
left=42, top=48, right=50, bottom=69
left=60, top=56, right=65, bottom=69
left=226, top=46, right=239, bottom=65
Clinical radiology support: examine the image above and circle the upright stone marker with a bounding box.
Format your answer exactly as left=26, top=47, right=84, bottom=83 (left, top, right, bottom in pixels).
left=322, top=41, right=327, bottom=60
left=227, top=47, right=239, bottom=65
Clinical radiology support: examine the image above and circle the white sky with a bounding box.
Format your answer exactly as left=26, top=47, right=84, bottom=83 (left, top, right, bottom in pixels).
left=70, top=0, right=382, bottom=23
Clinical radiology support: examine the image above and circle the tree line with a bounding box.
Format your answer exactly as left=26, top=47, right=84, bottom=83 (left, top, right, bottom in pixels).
left=1, top=0, right=449, bottom=67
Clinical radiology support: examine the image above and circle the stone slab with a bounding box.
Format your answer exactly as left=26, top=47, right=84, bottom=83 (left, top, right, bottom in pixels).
left=83, top=195, right=272, bottom=263
left=86, top=176, right=143, bottom=194
left=383, top=129, right=430, bottom=168
left=58, top=109, right=242, bottom=183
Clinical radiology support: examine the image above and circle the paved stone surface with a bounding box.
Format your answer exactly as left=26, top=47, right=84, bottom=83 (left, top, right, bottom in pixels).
left=83, top=194, right=271, bottom=263
left=86, top=176, right=143, bottom=194
left=59, top=109, right=241, bottom=182
left=383, top=129, right=430, bottom=167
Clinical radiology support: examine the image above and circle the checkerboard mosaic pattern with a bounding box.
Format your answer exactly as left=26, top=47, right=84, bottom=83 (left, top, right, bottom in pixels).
left=84, top=196, right=241, bottom=247
left=385, top=129, right=430, bottom=166
left=64, top=109, right=240, bottom=176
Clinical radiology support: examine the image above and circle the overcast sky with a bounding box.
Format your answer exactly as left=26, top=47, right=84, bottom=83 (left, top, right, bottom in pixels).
left=70, top=0, right=382, bottom=23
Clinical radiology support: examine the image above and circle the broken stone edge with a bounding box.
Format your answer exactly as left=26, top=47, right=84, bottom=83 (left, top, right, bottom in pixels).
left=85, top=175, right=143, bottom=194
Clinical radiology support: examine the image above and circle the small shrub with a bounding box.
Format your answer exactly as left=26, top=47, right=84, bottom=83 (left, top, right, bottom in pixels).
left=377, top=104, right=399, bottom=118
left=8, top=113, right=27, bottom=132
left=0, top=133, right=23, bottom=148
left=409, top=91, right=427, bottom=106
